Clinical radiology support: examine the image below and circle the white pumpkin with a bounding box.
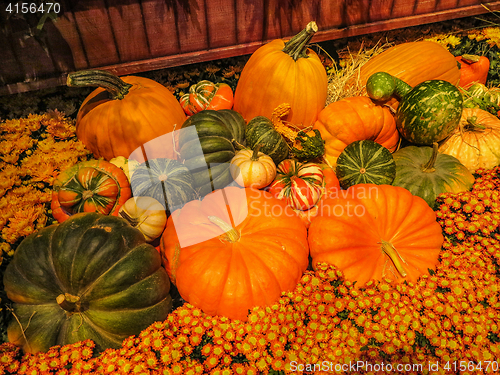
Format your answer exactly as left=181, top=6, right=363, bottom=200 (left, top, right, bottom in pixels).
left=230, top=146, right=277, bottom=189
left=438, top=108, right=500, bottom=173
left=119, top=196, right=167, bottom=242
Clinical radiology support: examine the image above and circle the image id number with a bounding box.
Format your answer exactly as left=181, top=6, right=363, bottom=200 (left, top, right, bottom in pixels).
left=5, top=2, right=60, bottom=14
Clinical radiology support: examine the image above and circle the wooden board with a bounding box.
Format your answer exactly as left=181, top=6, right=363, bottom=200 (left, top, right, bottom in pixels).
left=1, top=0, right=500, bottom=95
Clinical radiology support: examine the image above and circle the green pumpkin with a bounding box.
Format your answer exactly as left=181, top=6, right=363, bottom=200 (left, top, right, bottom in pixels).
left=179, top=109, right=246, bottom=196
left=336, top=139, right=396, bottom=189
left=392, top=143, right=475, bottom=208
left=3, top=212, right=172, bottom=354
left=130, top=158, right=196, bottom=215
left=366, top=72, right=463, bottom=145
left=245, top=116, right=289, bottom=165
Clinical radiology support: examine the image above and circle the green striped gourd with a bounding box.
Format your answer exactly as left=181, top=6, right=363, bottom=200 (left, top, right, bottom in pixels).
left=335, top=140, right=396, bottom=189
left=178, top=109, right=246, bottom=197
left=130, top=158, right=196, bottom=215
left=366, top=72, right=463, bottom=145
left=245, top=116, right=289, bottom=165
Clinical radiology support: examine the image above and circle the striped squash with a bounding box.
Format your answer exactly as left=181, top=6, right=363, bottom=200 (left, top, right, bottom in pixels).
left=336, top=140, right=396, bottom=189
left=179, top=109, right=246, bottom=197
left=245, top=116, right=289, bottom=165
left=130, top=158, right=196, bottom=215
left=268, top=159, right=324, bottom=210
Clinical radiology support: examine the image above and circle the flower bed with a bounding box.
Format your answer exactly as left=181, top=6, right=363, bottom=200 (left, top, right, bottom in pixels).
left=0, top=14, right=500, bottom=375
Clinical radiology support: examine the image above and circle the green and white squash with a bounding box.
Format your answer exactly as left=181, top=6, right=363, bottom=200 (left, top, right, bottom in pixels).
left=179, top=109, right=246, bottom=196
left=392, top=143, right=475, bottom=208
left=130, top=158, right=197, bottom=215
left=245, top=116, right=289, bottom=165
left=336, top=140, right=396, bottom=189
left=366, top=72, right=463, bottom=145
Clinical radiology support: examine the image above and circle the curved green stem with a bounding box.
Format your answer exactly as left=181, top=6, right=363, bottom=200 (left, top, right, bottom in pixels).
left=67, top=69, right=133, bottom=100
left=251, top=144, right=264, bottom=161
left=422, top=143, right=439, bottom=172
left=380, top=240, right=407, bottom=278
left=282, top=21, right=318, bottom=61
left=208, top=216, right=240, bottom=243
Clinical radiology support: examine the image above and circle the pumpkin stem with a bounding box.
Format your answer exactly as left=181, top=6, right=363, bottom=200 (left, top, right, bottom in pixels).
left=251, top=144, right=264, bottom=161
left=67, top=70, right=133, bottom=100
left=119, top=209, right=140, bottom=227
left=380, top=240, right=408, bottom=278
left=422, top=143, right=439, bottom=172
left=208, top=216, right=240, bottom=243
left=464, top=115, right=487, bottom=131
left=56, top=293, right=82, bottom=313
left=282, top=21, right=318, bottom=61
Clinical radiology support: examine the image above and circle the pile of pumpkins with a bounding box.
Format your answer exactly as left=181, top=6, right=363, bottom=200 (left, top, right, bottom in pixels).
left=4, top=21, right=500, bottom=354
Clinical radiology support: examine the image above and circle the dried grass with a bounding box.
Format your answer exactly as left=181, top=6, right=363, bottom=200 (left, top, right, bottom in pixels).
left=326, top=41, right=393, bottom=105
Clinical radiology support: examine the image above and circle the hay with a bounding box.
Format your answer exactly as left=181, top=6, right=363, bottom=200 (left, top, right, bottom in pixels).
left=326, top=41, right=393, bottom=105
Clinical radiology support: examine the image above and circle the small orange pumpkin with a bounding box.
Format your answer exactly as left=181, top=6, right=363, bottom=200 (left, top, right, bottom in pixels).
left=160, top=186, right=309, bottom=321
left=309, top=184, right=444, bottom=287
left=233, top=22, right=327, bottom=129
left=68, top=70, right=186, bottom=161
left=313, top=96, right=400, bottom=166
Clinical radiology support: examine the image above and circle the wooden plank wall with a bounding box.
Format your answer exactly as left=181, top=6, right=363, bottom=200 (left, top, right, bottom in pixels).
left=1, top=0, right=500, bottom=95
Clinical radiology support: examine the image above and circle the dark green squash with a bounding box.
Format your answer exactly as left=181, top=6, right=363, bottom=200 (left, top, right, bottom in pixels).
left=130, top=158, right=197, bottom=215
left=3, top=212, right=172, bottom=354
left=291, top=129, right=325, bottom=162
left=245, top=116, right=289, bottom=165
left=178, top=109, right=246, bottom=196
left=336, top=140, right=396, bottom=189
left=392, top=143, right=475, bottom=208
left=366, top=72, right=463, bottom=145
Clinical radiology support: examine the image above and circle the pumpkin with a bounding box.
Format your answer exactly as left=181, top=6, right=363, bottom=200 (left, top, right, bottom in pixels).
left=392, top=143, right=475, bottom=208
left=233, top=21, right=327, bottom=128
left=51, top=159, right=132, bottom=223
left=313, top=96, right=399, bottom=166
left=179, top=80, right=234, bottom=115
left=110, top=156, right=140, bottom=182
left=356, top=41, right=460, bottom=109
left=367, top=72, right=463, bottom=145
left=336, top=140, right=396, bottom=189
left=3, top=212, right=172, bottom=354
left=438, top=108, right=500, bottom=173
left=309, top=184, right=444, bottom=287
left=130, top=158, right=197, bottom=215
left=160, top=186, right=309, bottom=321
left=456, top=54, right=490, bottom=90
left=230, top=146, right=277, bottom=189
left=118, top=196, right=167, bottom=242
left=245, top=116, right=289, bottom=165
left=179, top=109, right=246, bottom=196
left=68, top=70, right=186, bottom=161
left=268, top=159, right=324, bottom=211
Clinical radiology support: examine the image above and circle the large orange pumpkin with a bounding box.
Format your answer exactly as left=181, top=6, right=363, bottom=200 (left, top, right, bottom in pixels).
left=68, top=70, right=187, bottom=161
left=308, top=184, right=444, bottom=287
left=160, top=186, right=309, bottom=321
left=357, top=41, right=461, bottom=108
left=233, top=22, right=327, bottom=129
left=313, top=96, right=400, bottom=166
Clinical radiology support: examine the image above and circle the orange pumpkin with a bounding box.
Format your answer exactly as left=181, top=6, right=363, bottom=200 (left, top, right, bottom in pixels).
left=308, top=184, right=443, bottom=287
left=313, top=96, right=400, bottom=166
left=438, top=107, right=500, bottom=172
left=456, top=54, right=490, bottom=89
left=357, top=41, right=460, bottom=108
left=160, top=186, right=309, bottom=321
left=233, top=22, right=327, bottom=129
left=68, top=70, right=186, bottom=161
